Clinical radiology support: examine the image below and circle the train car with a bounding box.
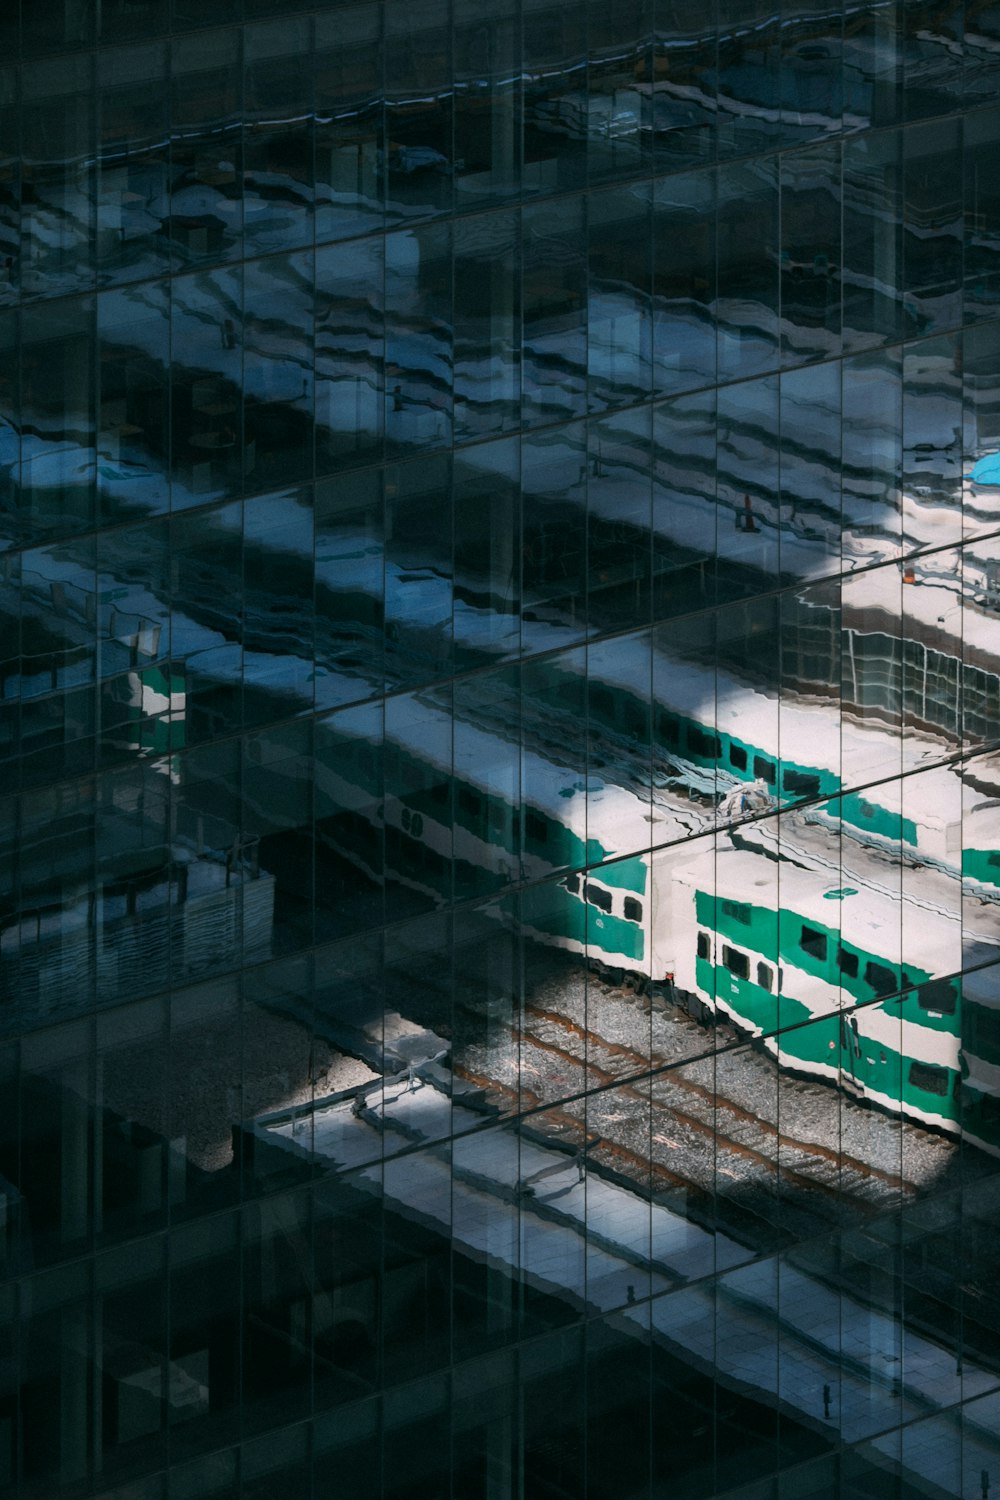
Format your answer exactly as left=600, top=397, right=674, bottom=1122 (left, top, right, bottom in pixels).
left=654, top=842, right=992, bottom=1136
left=960, top=958, right=1000, bottom=1156
left=312, top=690, right=645, bottom=907
left=555, top=640, right=1000, bottom=889
left=190, top=653, right=1000, bottom=1155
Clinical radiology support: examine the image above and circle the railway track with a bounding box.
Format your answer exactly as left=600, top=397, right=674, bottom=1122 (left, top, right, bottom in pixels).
left=454, top=969, right=962, bottom=1244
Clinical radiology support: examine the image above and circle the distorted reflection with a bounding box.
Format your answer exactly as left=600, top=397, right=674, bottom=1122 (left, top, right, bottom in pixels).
left=3, top=8, right=1000, bottom=1496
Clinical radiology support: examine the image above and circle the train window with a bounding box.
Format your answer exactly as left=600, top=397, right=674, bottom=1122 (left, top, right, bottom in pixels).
left=722, top=898, right=751, bottom=925
left=864, top=960, right=896, bottom=998
left=729, top=743, right=748, bottom=770
left=800, top=925, right=827, bottom=961
left=658, top=712, right=680, bottom=747
left=564, top=873, right=580, bottom=895
left=971, top=1092, right=1000, bottom=1127
left=591, top=686, right=615, bottom=720
left=969, top=1005, right=1000, bottom=1051
left=753, top=756, right=776, bottom=784
left=623, top=897, right=642, bottom=922
left=756, top=961, right=773, bottom=991
left=908, top=1060, right=950, bottom=1098
left=459, top=786, right=482, bottom=817
left=783, top=769, right=821, bottom=798
left=489, top=800, right=510, bottom=832
left=585, top=883, right=613, bottom=913
left=688, top=727, right=721, bottom=759
left=697, top=931, right=711, bottom=960
left=526, top=812, right=547, bottom=844
left=723, top=945, right=749, bottom=980
left=836, top=946, right=859, bottom=979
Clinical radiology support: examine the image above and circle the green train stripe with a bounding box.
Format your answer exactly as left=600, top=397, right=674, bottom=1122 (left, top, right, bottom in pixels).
left=580, top=666, right=925, bottom=853
left=593, top=855, right=648, bottom=894
left=964, top=1002, right=1000, bottom=1068
left=527, top=886, right=645, bottom=963
left=696, top=958, right=960, bottom=1124
left=963, top=848, right=1000, bottom=889
left=694, top=888, right=934, bottom=1011
left=837, top=791, right=919, bottom=848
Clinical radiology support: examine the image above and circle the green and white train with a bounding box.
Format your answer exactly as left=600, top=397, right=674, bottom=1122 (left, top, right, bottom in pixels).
left=540, top=835, right=1000, bottom=1146
left=657, top=845, right=982, bottom=1135
left=213, top=662, right=1000, bottom=1153
left=555, top=644, right=1000, bottom=894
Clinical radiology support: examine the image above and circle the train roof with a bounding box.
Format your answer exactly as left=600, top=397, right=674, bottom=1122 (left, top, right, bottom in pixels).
left=671, top=840, right=974, bottom=974
left=582, top=633, right=961, bottom=795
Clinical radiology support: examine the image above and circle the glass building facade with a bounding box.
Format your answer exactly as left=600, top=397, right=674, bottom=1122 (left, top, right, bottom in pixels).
left=2, top=0, right=1000, bottom=1495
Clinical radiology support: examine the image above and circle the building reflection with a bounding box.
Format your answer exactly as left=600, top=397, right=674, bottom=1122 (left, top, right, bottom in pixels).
left=2, top=2, right=1000, bottom=1495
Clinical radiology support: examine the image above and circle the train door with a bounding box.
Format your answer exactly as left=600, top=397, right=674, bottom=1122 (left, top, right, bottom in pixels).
left=839, top=1011, right=862, bottom=1093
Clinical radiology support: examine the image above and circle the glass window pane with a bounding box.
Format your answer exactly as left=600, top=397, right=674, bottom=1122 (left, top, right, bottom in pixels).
left=97, top=282, right=170, bottom=525
left=522, top=421, right=587, bottom=637
left=243, top=252, right=314, bottom=490
left=522, top=196, right=587, bottom=427
left=316, top=236, right=384, bottom=476
left=22, top=57, right=94, bottom=297
left=523, top=0, right=588, bottom=195
left=844, top=0, right=902, bottom=130
left=0, top=72, right=18, bottom=308
left=587, top=0, right=652, bottom=184
left=651, top=0, right=715, bottom=171
left=842, top=344, right=902, bottom=565
left=314, top=708, right=384, bottom=941
left=315, top=4, right=384, bottom=243
left=903, top=117, right=962, bottom=337
left=385, top=224, right=453, bottom=458
left=843, top=128, right=904, bottom=352
left=454, top=212, right=520, bottom=443
left=244, top=18, right=314, bottom=258
left=170, top=267, right=243, bottom=507
left=652, top=389, right=716, bottom=619
left=169, top=28, right=242, bottom=268
left=22, top=297, right=96, bottom=541
left=453, top=437, right=521, bottom=665
left=385, top=0, right=453, bottom=224
left=384, top=452, right=453, bottom=689
left=780, top=141, right=842, bottom=364
left=588, top=406, right=652, bottom=633
left=717, top=0, right=781, bottom=160
left=779, top=361, right=842, bottom=581
left=717, top=375, right=780, bottom=593
left=653, top=167, right=715, bottom=398
left=169, top=502, right=243, bottom=743
left=242, top=486, right=315, bottom=720
left=780, top=0, right=843, bottom=142
left=453, top=0, right=520, bottom=208
left=965, top=107, right=1000, bottom=322
left=717, top=158, right=779, bottom=383
left=588, top=183, right=652, bottom=412
left=96, top=43, right=170, bottom=287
